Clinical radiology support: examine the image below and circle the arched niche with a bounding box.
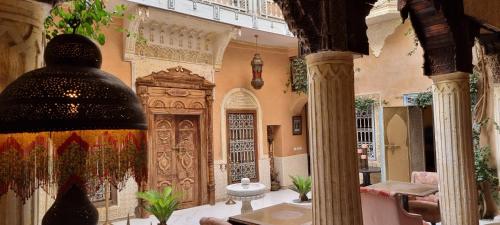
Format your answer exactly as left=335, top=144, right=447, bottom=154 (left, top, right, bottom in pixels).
left=220, top=88, right=265, bottom=163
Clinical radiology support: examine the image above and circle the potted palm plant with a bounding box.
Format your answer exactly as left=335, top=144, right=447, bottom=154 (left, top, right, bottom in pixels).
left=289, top=175, right=312, bottom=202
left=137, top=187, right=180, bottom=225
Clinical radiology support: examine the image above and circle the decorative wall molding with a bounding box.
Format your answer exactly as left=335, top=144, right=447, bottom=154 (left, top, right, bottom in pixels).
left=366, top=19, right=401, bottom=57
left=366, top=0, right=401, bottom=57
left=124, top=5, right=239, bottom=73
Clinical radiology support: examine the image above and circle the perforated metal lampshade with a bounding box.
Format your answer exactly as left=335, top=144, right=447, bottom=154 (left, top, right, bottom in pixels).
left=0, top=35, right=148, bottom=225
left=0, top=34, right=147, bottom=133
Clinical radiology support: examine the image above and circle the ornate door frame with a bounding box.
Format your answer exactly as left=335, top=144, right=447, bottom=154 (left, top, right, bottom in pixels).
left=136, top=66, right=215, bottom=206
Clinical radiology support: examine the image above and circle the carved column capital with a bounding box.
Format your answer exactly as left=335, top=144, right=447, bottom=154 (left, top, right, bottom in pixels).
left=0, top=0, right=50, bottom=90
left=431, top=72, right=470, bottom=93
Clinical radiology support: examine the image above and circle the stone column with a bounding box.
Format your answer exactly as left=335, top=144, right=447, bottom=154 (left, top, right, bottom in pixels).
left=431, top=72, right=479, bottom=225
left=0, top=1, right=50, bottom=225
left=306, top=51, right=363, bottom=225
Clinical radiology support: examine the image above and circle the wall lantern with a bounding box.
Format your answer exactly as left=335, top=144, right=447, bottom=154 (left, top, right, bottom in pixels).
left=251, top=35, right=264, bottom=89
left=0, top=34, right=147, bottom=225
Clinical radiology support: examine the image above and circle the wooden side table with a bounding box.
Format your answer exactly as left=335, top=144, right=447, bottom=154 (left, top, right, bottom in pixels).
left=359, top=167, right=381, bottom=186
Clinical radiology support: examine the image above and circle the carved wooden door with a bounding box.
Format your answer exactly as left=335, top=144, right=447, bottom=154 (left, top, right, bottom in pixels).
left=227, top=111, right=259, bottom=184
left=153, top=114, right=200, bottom=209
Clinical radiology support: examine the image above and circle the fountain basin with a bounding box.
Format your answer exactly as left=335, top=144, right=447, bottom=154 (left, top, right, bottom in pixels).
left=226, top=183, right=267, bottom=197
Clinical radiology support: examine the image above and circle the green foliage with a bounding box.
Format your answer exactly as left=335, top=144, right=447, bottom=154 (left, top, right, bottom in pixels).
left=355, top=97, right=375, bottom=113
left=286, top=57, right=308, bottom=94
left=137, top=187, right=180, bottom=223
left=474, top=146, right=499, bottom=185
left=44, top=0, right=130, bottom=45
left=289, top=175, right=312, bottom=196
left=470, top=70, right=480, bottom=109
left=415, top=91, right=433, bottom=108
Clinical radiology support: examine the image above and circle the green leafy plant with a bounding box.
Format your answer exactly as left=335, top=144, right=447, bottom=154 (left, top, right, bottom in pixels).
left=470, top=65, right=499, bottom=218
left=289, top=175, right=312, bottom=202
left=414, top=91, right=433, bottom=108
left=355, top=97, right=376, bottom=113
left=474, top=146, right=498, bottom=185
left=44, top=0, right=131, bottom=45
left=470, top=70, right=480, bottom=110
left=285, top=57, right=308, bottom=94
left=137, top=187, right=180, bottom=225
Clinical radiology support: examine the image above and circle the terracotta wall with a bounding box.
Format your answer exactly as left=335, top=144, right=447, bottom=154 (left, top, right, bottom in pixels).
left=100, top=19, right=131, bottom=87
left=98, top=21, right=308, bottom=160
left=354, top=22, right=431, bottom=105
left=213, top=42, right=308, bottom=160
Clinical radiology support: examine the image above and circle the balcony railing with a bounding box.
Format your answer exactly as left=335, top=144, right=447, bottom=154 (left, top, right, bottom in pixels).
left=260, top=0, right=283, bottom=19
left=202, top=0, right=283, bottom=19
left=126, top=0, right=291, bottom=37
left=202, top=0, right=249, bottom=12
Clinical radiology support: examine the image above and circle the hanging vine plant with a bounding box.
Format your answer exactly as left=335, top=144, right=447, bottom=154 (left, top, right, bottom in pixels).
left=44, top=0, right=131, bottom=45
left=285, top=57, right=308, bottom=95
left=355, top=97, right=375, bottom=113
left=414, top=91, right=433, bottom=108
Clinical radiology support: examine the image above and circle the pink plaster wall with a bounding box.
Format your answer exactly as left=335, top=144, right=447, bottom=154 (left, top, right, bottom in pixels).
left=354, top=22, right=431, bottom=105
left=213, top=42, right=308, bottom=160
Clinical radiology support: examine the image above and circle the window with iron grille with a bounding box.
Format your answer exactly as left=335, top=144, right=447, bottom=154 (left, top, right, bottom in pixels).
left=356, top=107, right=376, bottom=160
left=227, top=111, right=259, bottom=184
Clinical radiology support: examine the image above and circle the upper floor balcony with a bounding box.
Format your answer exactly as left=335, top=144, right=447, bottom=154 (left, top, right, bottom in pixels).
left=126, top=0, right=291, bottom=37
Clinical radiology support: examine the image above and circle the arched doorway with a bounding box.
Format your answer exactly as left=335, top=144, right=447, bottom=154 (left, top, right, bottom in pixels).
left=220, top=88, right=267, bottom=185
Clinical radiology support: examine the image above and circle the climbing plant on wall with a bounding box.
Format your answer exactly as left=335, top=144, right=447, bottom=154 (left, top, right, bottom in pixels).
left=414, top=91, right=432, bottom=108
left=354, top=97, right=376, bottom=113
left=285, top=57, right=308, bottom=94
left=44, top=0, right=132, bottom=45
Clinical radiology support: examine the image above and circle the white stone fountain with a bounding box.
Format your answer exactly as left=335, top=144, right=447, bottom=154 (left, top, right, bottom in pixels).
left=226, top=178, right=266, bottom=214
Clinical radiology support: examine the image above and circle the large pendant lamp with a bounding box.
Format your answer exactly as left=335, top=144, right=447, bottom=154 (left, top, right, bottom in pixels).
left=251, top=35, right=264, bottom=89
left=0, top=34, right=147, bottom=225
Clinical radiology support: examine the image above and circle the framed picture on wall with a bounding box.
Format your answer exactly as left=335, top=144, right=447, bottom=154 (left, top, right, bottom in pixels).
left=292, top=116, right=302, bottom=135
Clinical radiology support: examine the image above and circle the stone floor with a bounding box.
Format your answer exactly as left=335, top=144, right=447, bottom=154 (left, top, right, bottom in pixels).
left=112, top=189, right=495, bottom=225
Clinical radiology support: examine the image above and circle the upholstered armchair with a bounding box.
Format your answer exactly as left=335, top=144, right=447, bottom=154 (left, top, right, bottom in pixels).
left=360, top=187, right=430, bottom=225
left=409, top=172, right=440, bottom=225
left=199, top=217, right=232, bottom=225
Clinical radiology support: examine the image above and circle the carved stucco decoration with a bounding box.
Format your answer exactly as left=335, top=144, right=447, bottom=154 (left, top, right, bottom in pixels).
left=366, top=0, right=402, bottom=57
left=124, top=5, right=238, bottom=72
left=274, top=0, right=376, bottom=55
left=0, top=0, right=50, bottom=90
left=399, top=0, right=479, bottom=75
left=224, top=91, right=259, bottom=109
left=135, top=42, right=214, bottom=64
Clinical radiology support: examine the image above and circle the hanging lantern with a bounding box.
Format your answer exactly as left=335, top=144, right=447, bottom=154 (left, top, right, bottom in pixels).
left=251, top=35, right=264, bottom=89
left=0, top=34, right=147, bottom=225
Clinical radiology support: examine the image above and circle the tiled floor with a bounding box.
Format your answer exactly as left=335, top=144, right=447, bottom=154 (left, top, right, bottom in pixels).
left=112, top=189, right=495, bottom=225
